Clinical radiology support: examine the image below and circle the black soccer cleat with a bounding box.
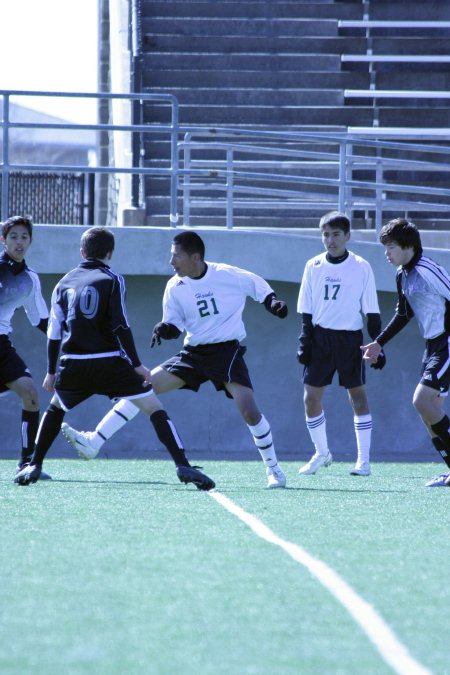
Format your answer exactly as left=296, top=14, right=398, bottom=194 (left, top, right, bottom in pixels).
left=176, top=465, right=215, bottom=491
left=16, top=463, right=52, bottom=481
left=14, top=464, right=42, bottom=485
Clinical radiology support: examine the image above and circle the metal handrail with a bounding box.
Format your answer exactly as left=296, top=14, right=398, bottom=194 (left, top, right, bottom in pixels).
left=179, top=129, right=450, bottom=231
left=2, top=90, right=450, bottom=230
left=0, top=90, right=180, bottom=223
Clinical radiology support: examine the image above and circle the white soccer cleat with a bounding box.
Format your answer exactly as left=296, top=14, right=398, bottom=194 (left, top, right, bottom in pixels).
left=298, top=451, right=332, bottom=475
left=350, top=462, right=371, bottom=476
left=266, top=465, right=286, bottom=489
left=425, top=472, right=450, bottom=487
left=61, top=422, right=98, bottom=460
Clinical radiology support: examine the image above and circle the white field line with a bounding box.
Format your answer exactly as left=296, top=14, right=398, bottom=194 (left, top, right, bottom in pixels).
left=209, top=490, right=432, bottom=675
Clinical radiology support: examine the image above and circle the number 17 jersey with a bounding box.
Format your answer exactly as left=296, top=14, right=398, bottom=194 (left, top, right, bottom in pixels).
left=297, top=251, right=380, bottom=331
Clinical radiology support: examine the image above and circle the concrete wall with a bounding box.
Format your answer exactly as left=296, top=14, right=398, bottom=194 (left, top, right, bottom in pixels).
left=1, top=225, right=448, bottom=464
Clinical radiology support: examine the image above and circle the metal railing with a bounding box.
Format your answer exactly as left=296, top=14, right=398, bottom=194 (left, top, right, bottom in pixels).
left=0, top=90, right=180, bottom=224
left=179, top=127, right=450, bottom=231
left=2, top=90, right=450, bottom=231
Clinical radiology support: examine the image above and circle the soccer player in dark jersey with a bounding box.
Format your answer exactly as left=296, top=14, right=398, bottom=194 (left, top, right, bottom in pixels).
left=362, top=218, right=450, bottom=487
left=14, top=226, right=215, bottom=490
left=0, top=215, right=52, bottom=480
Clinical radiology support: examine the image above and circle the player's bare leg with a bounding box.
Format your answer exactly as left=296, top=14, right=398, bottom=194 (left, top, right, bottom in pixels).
left=226, top=381, right=286, bottom=488
left=414, top=384, right=450, bottom=485
left=7, top=377, right=52, bottom=481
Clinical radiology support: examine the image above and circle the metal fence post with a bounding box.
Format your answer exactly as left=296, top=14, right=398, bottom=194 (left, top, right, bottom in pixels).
left=170, top=95, right=179, bottom=226
left=226, top=148, right=234, bottom=229
left=1, top=94, right=10, bottom=221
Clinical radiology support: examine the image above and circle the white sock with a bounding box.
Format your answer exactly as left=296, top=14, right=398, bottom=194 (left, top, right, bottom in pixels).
left=306, top=412, right=329, bottom=455
left=93, top=399, right=140, bottom=449
left=354, top=414, right=372, bottom=465
left=248, top=415, right=278, bottom=468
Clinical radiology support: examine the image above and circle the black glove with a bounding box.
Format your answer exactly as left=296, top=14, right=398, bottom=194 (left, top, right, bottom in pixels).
left=370, top=350, right=386, bottom=370
left=297, top=344, right=312, bottom=366
left=264, top=293, right=288, bottom=319
left=150, top=322, right=181, bottom=348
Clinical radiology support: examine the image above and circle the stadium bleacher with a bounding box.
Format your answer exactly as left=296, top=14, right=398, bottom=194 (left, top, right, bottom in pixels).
left=140, top=0, right=450, bottom=228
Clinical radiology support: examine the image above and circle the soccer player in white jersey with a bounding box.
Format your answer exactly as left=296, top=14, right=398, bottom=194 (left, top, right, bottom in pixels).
left=362, top=218, right=450, bottom=487
left=0, top=215, right=52, bottom=480
left=297, top=211, right=385, bottom=476
left=61, top=230, right=289, bottom=488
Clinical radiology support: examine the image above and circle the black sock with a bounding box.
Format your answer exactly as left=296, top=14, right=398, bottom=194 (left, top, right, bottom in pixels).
left=431, top=436, right=450, bottom=469
left=430, top=415, right=450, bottom=467
left=20, top=410, right=40, bottom=466
left=150, top=410, right=190, bottom=467
left=30, top=404, right=65, bottom=466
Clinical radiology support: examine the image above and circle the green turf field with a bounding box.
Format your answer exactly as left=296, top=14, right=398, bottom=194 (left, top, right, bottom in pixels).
left=1, top=459, right=449, bottom=675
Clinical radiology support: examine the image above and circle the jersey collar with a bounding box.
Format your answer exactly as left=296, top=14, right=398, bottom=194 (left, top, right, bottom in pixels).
left=80, top=259, right=111, bottom=270
left=403, top=249, right=423, bottom=274
left=0, top=251, right=27, bottom=275
left=326, top=250, right=349, bottom=265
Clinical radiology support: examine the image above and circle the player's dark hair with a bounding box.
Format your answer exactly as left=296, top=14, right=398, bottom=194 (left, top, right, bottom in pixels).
left=173, top=231, right=205, bottom=259
left=1, top=215, right=33, bottom=240
left=81, top=227, right=115, bottom=260
left=319, top=211, right=350, bottom=234
left=380, top=218, right=422, bottom=255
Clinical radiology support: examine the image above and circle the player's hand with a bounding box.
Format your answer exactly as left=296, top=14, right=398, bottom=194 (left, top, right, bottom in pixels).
left=370, top=351, right=386, bottom=370
left=150, top=322, right=181, bottom=348
left=271, top=299, right=288, bottom=318
left=150, top=323, right=163, bottom=348
left=135, top=365, right=151, bottom=387
left=297, top=345, right=312, bottom=366
left=361, top=341, right=382, bottom=364
left=267, top=298, right=288, bottom=318
left=43, top=373, right=56, bottom=393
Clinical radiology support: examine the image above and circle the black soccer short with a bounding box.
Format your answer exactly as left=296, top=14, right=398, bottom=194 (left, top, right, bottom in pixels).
left=54, top=355, right=153, bottom=410
left=160, top=340, right=253, bottom=398
left=420, top=332, right=450, bottom=395
left=0, top=335, right=32, bottom=394
left=303, top=325, right=365, bottom=389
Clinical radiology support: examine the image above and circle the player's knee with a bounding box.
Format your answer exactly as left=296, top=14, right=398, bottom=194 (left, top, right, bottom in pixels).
left=20, top=382, right=39, bottom=410
left=412, top=388, right=436, bottom=418
left=137, top=391, right=163, bottom=416
left=412, top=392, right=426, bottom=416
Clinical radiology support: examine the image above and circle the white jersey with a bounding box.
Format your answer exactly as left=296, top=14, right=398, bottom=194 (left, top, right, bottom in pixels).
left=162, top=261, right=273, bottom=346
left=297, top=251, right=379, bottom=330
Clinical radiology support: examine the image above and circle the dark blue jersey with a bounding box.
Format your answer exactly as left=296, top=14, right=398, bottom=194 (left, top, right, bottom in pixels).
left=0, top=252, right=48, bottom=335
left=48, top=259, right=138, bottom=362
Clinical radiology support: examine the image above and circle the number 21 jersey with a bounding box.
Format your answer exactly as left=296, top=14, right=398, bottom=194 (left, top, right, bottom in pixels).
left=162, top=261, right=273, bottom=346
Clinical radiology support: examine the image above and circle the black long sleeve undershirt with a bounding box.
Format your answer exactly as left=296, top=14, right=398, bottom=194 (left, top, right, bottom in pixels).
left=47, top=339, right=61, bottom=375
left=37, top=317, right=49, bottom=334
left=114, top=326, right=141, bottom=367
left=366, top=313, right=382, bottom=342
left=376, top=313, right=410, bottom=348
